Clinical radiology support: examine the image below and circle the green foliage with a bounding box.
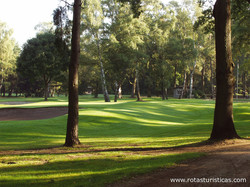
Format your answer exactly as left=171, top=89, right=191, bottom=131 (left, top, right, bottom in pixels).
left=118, top=0, right=142, bottom=18
left=53, top=6, right=72, bottom=44
left=17, top=32, right=69, bottom=98
left=0, top=21, right=16, bottom=72
left=193, top=89, right=205, bottom=99
left=194, top=7, right=214, bottom=34
left=0, top=20, right=19, bottom=96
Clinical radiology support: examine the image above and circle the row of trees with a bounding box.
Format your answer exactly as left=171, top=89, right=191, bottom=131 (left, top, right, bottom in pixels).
left=1, top=0, right=249, bottom=102
left=0, top=0, right=249, bottom=145
left=0, top=21, right=20, bottom=97
left=77, top=0, right=216, bottom=101
left=64, top=0, right=249, bottom=146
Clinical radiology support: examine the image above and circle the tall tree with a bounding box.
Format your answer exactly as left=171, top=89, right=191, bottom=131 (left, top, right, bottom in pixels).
left=107, top=1, right=148, bottom=101
left=210, top=0, right=240, bottom=139
left=65, top=0, right=82, bottom=147
left=0, top=21, right=17, bottom=96
left=143, top=0, right=175, bottom=100
left=83, top=0, right=110, bottom=102
left=17, top=32, right=68, bottom=101
left=231, top=0, right=250, bottom=98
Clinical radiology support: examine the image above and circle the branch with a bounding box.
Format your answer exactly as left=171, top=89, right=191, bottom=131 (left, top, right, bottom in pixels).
left=60, top=0, right=85, bottom=10
left=60, top=0, right=73, bottom=7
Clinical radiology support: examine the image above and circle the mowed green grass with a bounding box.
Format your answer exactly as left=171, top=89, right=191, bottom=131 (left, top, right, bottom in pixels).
left=0, top=96, right=249, bottom=186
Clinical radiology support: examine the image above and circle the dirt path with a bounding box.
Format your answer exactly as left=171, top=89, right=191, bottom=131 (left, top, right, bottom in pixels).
left=0, top=107, right=68, bottom=121
left=109, top=139, right=250, bottom=187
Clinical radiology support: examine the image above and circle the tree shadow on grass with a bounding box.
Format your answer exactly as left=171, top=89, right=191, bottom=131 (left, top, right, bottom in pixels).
left=1, top=100, right=249, bottom=152
left=0, top=152, right=202, bottom=187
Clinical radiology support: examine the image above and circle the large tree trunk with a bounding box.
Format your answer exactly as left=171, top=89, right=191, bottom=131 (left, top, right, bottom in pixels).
left=210, top=0, right=240, bottom=140
left=65, top=0, right=81, bottom=147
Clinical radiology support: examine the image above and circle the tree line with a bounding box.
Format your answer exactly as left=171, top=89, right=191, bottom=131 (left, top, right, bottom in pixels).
left=0, top=0, right=249, bottom=101
left=63, top=0, right=250, bottom=146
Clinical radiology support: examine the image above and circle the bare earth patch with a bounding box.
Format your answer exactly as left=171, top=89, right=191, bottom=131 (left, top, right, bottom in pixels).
left=0, top=107, right=68, bottom=121
left=109, top=139, right=250, bottom=187
left=0, top=139, right=249, bottom=187
left=0, top=101, right=35, bottom=105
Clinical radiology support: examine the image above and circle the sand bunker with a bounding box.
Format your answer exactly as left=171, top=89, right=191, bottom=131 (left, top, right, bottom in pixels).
left=0, top=107, right=68, bottom=121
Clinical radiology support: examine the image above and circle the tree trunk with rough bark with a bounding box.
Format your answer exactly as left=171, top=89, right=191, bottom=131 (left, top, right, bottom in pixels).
left=65, top=0, right=81, bottom=147
left=210, top=0, right=240, bottom=140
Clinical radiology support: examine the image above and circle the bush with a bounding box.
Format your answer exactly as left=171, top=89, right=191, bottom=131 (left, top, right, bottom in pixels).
left=193, top=90, right=205, bottom=99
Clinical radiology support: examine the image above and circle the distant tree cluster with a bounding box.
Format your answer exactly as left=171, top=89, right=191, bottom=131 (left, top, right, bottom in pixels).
left=0, top=21, right=20, bottom=97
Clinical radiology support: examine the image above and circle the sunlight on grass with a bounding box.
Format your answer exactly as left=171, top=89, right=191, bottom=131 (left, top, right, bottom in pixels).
left=1, top=97, right=249, bottom=151
left=0, top=152, right=203, bottom=187
left=78, top=136, right=208, bottom=150
left=0, top=96, right=249, bottom=186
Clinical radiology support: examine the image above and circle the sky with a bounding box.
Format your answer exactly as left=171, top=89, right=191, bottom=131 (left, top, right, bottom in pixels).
left=0, top=0, right=205, bottom=47
left=0, top=0, right=61, bottom=46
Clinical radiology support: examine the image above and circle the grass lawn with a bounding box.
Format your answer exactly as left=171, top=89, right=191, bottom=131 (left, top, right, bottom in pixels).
left=0, top=95, right=249, bottom=186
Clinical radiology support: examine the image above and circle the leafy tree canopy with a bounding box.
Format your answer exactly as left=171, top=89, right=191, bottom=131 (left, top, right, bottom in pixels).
left=17, top=32, right=69, bottom=99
